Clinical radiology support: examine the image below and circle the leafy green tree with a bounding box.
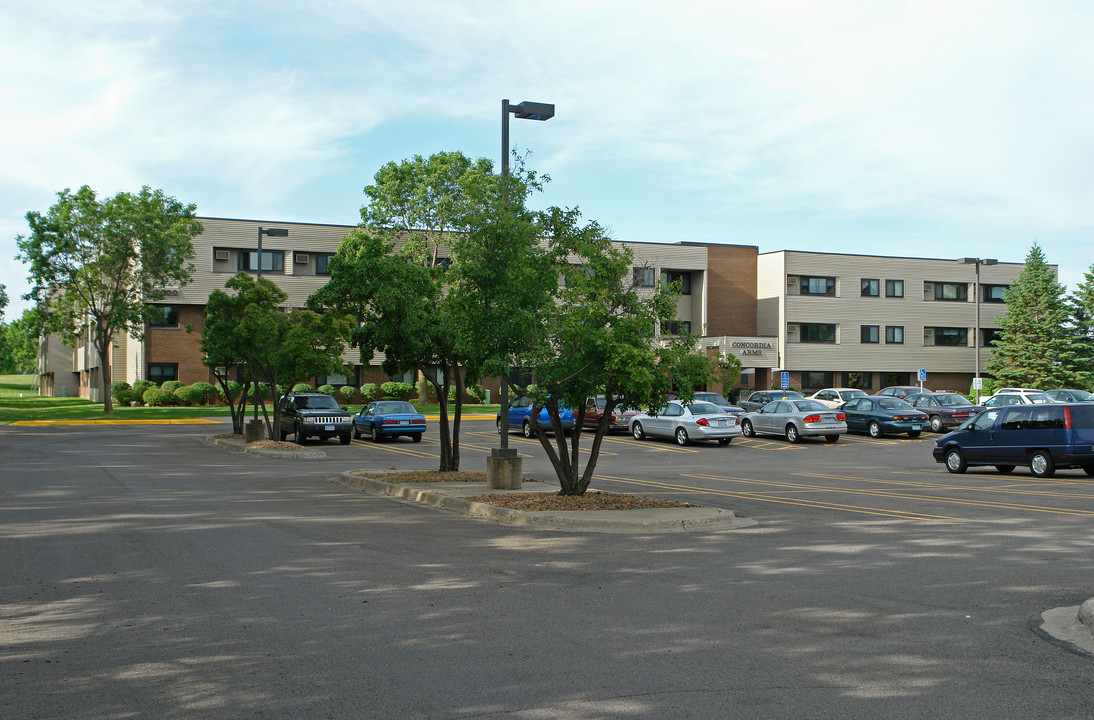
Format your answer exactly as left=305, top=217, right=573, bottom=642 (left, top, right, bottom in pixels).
left=16, top=186, right=202, bottom=412
left=514, top=206, right=740, bottom=496
left=0, top=284, right=7, bottom=319
left=0, top=308, right=43, bottom=374
left=203, top=272, right=351, bottom=438
left=311, top=151, right=545, bottom=471
left=986, top=244, right=1079, bottom=388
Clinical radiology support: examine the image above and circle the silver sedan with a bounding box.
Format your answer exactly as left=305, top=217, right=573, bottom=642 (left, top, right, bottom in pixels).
left=741, top=399, right=847, bottom=443
left=629, top=400, right=742, bottom=446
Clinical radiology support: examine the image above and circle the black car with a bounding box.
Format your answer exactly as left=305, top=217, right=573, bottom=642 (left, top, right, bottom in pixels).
left=278, top=392, right=353, bottom=445
left=905, top=392, right=985, bottom=432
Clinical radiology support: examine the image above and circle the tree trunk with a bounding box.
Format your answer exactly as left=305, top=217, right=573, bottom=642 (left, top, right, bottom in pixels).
left=95, top=323, right=114, bottom=414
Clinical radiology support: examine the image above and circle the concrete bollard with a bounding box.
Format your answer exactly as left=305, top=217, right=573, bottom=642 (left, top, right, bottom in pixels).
left=486, top=449, right=522, bottom=489
left=244, top=419, right=265, bottom=443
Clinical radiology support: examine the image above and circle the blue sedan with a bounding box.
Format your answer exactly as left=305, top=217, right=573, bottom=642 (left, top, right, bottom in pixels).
left=352, top=401, right=426, bottom=442
left=497, top=396, right=575, bottom=437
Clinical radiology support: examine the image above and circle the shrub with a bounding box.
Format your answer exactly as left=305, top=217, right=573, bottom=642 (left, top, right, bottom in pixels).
left=317, top=384, right=336, bottom=396
left=111, top=381, right=131, bottom=400
left=161, top=380, right=184, bottom=393
left=292, top=383, right=313, bottom=393
left=142, top=387, right=174, bottom=406
left=245, top=382, right=273, bottom=400
left=467, top=384, right=487, bottom=404
left=727, top=386, right=745, bottom=403
left=133, top=380, right=156, bottom=398
left=360, top=383, right=378, bottom=402
left=215, top=379, right=243, bottom=400
left=174, top=385, right=204, bottom=406
left=111, top=381, right=140, bottom=405
left=381, top=381, right=414, bottom=401
left=189, top=381, right=216, bottom=405
left=338, top=385, right=357, bottom=401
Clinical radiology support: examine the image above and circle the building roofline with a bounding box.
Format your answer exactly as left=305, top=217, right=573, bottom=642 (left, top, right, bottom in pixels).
left=197, top=216, right=358, bottom=230
left=757, top=247, right=1037, bottom=267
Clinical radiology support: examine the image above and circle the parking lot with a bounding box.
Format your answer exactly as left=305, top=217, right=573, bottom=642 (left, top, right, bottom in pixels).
left=329, top=417, right=1094, bottom=524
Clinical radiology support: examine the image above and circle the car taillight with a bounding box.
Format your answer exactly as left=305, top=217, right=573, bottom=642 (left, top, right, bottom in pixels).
left=802, top=414, right=820, bottom=423
left=696, top=418, right=710, bottom=426
left=381, top=419, right=400, bottom=426
left=1064, top=406, right=1073, bottom=429
left=733, top=416, right=741, bottom=425
left=836, top=413, right=846, bottom=421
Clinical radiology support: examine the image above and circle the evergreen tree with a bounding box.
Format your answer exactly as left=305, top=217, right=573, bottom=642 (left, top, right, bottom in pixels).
left=985, top=244, right=1078, bottom=388
left=1066, top=264, right=1094, bottom=389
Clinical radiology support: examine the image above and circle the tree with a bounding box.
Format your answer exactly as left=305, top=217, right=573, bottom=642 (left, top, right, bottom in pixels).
left=985, top=244, right=1079, bottom=388
left=0, top=284, right=7, bottom=319
left=0, top=308, right=43, bottom=374
left=16, top=186, right=202, bottom=412
left=310, top=151, right=546, bottom=472
left=513, top=206, right=740, bottom=495
left=1066, top=264, right=1094, bottom=389
left=202, top=272, right=350, bottom=438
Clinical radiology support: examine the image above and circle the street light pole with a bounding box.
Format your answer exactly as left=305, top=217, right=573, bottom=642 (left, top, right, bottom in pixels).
left=495, top=99, right=554, bottom=455
left=249, top=227, right=289, bottom=428
left=959, top=257, right=997, bottom=403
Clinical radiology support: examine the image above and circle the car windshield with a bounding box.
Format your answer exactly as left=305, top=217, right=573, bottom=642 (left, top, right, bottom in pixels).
left=877, top=397, right=912, bottom=410
left=376, top=401, right=415, bottom=414
left=772, top=391, right=803, bottom=400
left=687, top=402, right=723, bottom=415
left=936, top=394, right=973, bottom=407
left=296, top=395, right=341, bottom=410
left=793, top=400, right=829, bottom=412
left=840, top=390, right=867, bottom=399
left=1068, top=390, right=1093, bottom=401
left=695, top=393, right=729, bottom=405
left=1028, top=394, right=1055, bottom=404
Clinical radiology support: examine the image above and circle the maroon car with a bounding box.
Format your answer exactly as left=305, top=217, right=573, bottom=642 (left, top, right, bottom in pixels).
left=905, top=392, right=985, bottom=433
left=583, top=395, right=639, bottom=433
left=876, top=385, right=928, bottom=400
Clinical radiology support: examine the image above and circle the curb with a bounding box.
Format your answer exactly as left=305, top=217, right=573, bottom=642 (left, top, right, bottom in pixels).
left=1030, top=599, right=1094, bottom=658
left=338, top=471, right=757, bottom=533
left=202, top=435, right=327, bottom=459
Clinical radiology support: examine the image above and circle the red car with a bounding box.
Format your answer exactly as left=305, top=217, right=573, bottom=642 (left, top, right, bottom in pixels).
left=583, top=395, right=639, bottom=433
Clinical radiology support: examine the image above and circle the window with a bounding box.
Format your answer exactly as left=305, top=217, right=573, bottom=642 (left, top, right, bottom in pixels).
left=982, top=284, right=1008, bottom=303
left=881, top=372, right=911, bottom=386
left=148, top=363, right=178, bottom=384
left=861, top=278, right=879, bottom=297
left=801, top=323, right=837, bottom=343
left=663, top=320, right=692, bottom=335
left=843, top=372, right=872, bottom=390
left=982, top=329, right=1002, bottom=346
left=661, top=271, right=692, bottom=295
left=802, top=371, right=834, bottom=390
left=800, top=276, right=836, bottom=296
left=238, top=250, right=285, bottom=272
left=934, top=327, right=968, bottom=346
left=885, top=279, right=904, bottom=298
left=885, top=326, right=904, bottom=344
left=933, top=282, right=968, bottom=301
left=149, top=305, right=179, bottom=327
left=861, top=325, right=879, bottom=343
left=316, top=253, right=334, bottom=275
left=317, top=372, right=354, bottom=388
left=633, top=267, right=656, bottom=287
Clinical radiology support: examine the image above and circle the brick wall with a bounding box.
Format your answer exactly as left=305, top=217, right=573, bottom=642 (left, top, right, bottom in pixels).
left=705, top=245, right=758, bottom=336
left=145, top=304, right=210, bottom=384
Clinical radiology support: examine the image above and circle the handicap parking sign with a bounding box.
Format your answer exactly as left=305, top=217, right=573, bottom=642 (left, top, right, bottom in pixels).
left=780, top=371, right=790, bottom=390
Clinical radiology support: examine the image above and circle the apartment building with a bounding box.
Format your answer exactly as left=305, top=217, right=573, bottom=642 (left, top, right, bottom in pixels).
left=754, top=250, right=1030, bottom=393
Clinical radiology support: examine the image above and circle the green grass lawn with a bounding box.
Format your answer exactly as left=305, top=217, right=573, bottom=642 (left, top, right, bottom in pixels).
left=0, top=376, right=499, bottom=423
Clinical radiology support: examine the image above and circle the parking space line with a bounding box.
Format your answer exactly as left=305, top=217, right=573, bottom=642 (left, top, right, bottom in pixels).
left=796, top=472, right=1094, bottom=502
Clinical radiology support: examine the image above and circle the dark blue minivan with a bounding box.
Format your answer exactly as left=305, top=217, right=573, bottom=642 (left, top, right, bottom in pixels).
left=933, top=403, right=1094, bottom=477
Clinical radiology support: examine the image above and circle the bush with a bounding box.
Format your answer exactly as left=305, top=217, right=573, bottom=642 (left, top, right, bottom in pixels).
left=189, top=381, right=216, bottom=405
left=245, top=382, right=274, bottom=400
left=174, top=385, right=204, bottom=406
left=360, top=383, right=378, bottom=402
left=216, top=379, right=243, bottom=400
left=467, top=384, right=487, bottom=404
left=317, top=384, right=336, bottom=396
left=161, top=380, right=184, bottom=393
left=111, top=381, right=140, bottom=405
left=381, top=381, right=414, bottom=401
left=292, top=383, right=313, bottom=393
left=133, top=380, right=156, bottom=398
left=142, top=387, right=174, bottom=406
left=727, top=386, right=745, bottom=403
left=338, top=385, right=357, bottom=401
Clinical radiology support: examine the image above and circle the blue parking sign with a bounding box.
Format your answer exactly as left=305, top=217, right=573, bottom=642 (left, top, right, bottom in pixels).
left=918, top=368, right=927, bottom=383
left=780, top=371, right=790, bottom=390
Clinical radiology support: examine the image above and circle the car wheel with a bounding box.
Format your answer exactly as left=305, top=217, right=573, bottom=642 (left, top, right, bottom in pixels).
left=295, top=424, right=306, bottom=445
left=632, top=422, right=646, bottom=440
left=824, top=435, right=840, bottom=443
left=340, top=434, right=351, bottom=445
left=741, top=420, right=755, bottom=438
left=944, top=447, right=967, bottom=474
left=675, top=427, right=690, bottom=446
left=785, top=424, right=800, bottom=443
left=995, top=465, right=1016, bottom=474
left=523, top=420, right=534, bottom=438
left=717, top=437, right=731, bottom=446
left=907, top=430, right=921, bottom=438
left=930, top=415, right=944, bottom=433
left=1029, top=450, right=1055, bottom=478
left=353, top=426, right=361, bottom=439
left=1082, top=464, right=1094, bottom=477
left=279, top=428, right=288, bottom=441
left=371, top=426, right=383, bottom=442
left=496, top=417, right=504, bottom=435
left=868, top=421, right=882, bottom=438
left=412, top=434, right=422, bottom=443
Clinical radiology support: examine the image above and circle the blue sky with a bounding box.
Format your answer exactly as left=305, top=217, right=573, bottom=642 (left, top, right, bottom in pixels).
left=3, top=1, right=1093, bottom=317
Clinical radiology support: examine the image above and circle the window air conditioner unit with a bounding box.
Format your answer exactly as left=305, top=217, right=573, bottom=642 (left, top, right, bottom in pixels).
left=295, top=253, right=309, bottom=263
left=214, top=249, right=230, bottom=261
left=786, top=276, right=798, bottom=286
left=786, top=323, right=799, bottom=334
